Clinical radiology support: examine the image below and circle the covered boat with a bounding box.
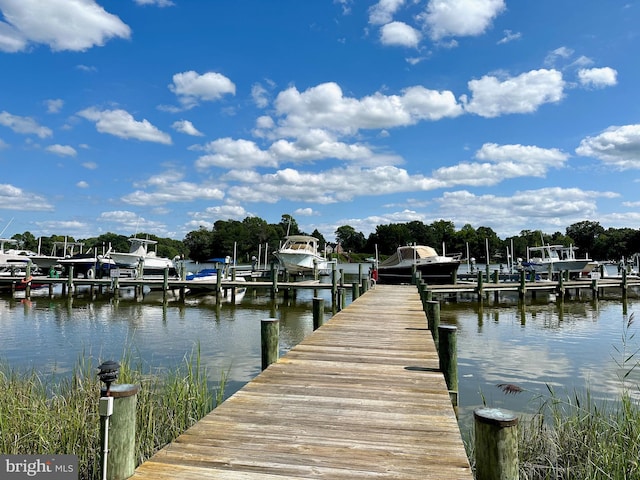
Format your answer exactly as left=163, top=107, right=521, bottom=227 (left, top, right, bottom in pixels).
left=377, top=245, right=461, bottom=284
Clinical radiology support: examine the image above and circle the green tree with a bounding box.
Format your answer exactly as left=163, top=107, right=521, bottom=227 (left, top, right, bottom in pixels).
left=310, top=229, right=327, bottom=251
left=566, top=221, right=605, bottom=258
left=184, top=227, right=215, bottom=262
left=335, top=225, right=365, bottom=252
left=279, top=214, right=301, bottom=236
left=11, top=231, right=37, bottom=251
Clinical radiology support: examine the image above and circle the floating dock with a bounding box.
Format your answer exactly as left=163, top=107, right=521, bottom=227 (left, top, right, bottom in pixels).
left=129, top=284, right=472, bottom=479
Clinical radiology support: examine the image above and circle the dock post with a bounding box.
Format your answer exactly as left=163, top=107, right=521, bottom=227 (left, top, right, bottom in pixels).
left=313, top=297, right=324, bottom=330
left=438, top=325, right=458, bottom=408
left=24, top=260, right=32, bottom=297
left=518, top=270, right=526, bottom=300
left=557, top=270, right=564, bottom=297
left=332, top=263, right=338, bottom=310
left=67, top=265, right=74, bottom=296
left=271, top=263, right=278, bottom=298
left=591, top=277, right=599, bottom=300
left=426, top=300, right=440, bottom=347
left=474, top=407, right=519, bottom=480
left=100, top=383, right=139, bottom=480
left=352, top=281, right=360, bottom=300
left=476, top=271, right=484, bottom=303
left=163, top=267, right=169, bottom=303
left=261, top=318, right=279, bottom=370
left=112, top=276, right=120, bottom=299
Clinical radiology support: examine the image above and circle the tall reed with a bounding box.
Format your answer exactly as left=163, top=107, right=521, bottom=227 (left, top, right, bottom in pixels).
left=0, top=346, right=225, bottom=480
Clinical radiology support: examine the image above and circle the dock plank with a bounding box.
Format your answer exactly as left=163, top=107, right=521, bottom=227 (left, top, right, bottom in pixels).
left=130, top=284, right=473, bottom=479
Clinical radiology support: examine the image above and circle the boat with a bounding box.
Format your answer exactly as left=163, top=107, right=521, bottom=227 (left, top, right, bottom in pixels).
left=0, top=238, right=37, bottom=269
left=106, top=237, right=176, bottom=279
left=376, top=245, right=461, bottom=285
left=273, top=235, right=330, bottom=275
left=57, top=244, right=114, bottom=279
left=184, top=257, right=247, bottom=301
left=521, top=244, right=594, bottom=278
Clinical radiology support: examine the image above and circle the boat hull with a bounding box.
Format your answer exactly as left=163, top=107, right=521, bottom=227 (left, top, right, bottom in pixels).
left=377, top=262, right=460, bottom=285
left=273, top=252, right=328, bottom=275
left=523, top=259, right=591, bottom=275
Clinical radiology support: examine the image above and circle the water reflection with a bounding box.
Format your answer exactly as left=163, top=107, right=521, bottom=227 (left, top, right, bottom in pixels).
left=442, top=293, right=640, bottom=431
left=0, top=286, right=346, bottom=399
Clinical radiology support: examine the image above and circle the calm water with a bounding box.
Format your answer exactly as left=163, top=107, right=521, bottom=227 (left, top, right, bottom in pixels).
left=0, top=284, right=348, bottom=397
left=2, top=264, right=639, bottom=434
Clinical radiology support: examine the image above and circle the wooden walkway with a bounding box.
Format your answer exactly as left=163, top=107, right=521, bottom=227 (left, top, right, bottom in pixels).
left=130, top=284, right=472, bottom=479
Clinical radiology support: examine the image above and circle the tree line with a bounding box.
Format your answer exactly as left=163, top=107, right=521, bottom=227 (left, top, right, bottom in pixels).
left=7, top=217, right=640, bottom=264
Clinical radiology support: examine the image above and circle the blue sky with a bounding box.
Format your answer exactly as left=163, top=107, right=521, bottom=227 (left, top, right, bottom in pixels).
left=0, top=0, right=638, bottom=242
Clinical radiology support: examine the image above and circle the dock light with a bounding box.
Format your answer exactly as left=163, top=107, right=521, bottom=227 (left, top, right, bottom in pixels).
left=97, top=360, right=120, bottom=394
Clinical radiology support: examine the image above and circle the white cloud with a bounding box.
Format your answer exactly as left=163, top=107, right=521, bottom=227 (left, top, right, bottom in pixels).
left=578, top=67, right=618, bottom=89
left=576, top=124, right=640, bottom=169
left=544, top=46, right=574, bottom=67
left=169, top=71, right=236, bottom=109
left=436, top=187, right=614, bottom=236
left=273, top=82, right=463, bottom=137
left=186, top=205, right=250, bottom=227
left=294, top=207, right=316, bottom=216
left=463, top=69, right=564, bottom=117
left=251, top=83, right=270, bottom=108
left=0, top=183, right=53, bottom=211
left=172, top=120, right=204, bottom=136
left=134, top=0, right=174, bottom=6
left=46, top=144, right=77, bottom=157
left=45, top=99, right=64, bottom=113
left=422, top=0, right=506, bottom=41
left=369, top=0, right=406, bottom=25
left=433, top=143, right=568, bottom=186
left=0, top=111, right=52, bottom=138
left=195, top=138, right=277, bottom=170
left=0, top=0, right=131, bottom=52
left=76, top=181, right=89, bottom=188
left=380, top=21, right=421, bottom=48
left=497, top=29, right=521, bottom=44
left=98, top=210, right=166, bottom=233
left=77, top=107, right=172, bottom=144
left=225, top=165, right=443, bottom=205
left=121, top=170, right=225, bottom=206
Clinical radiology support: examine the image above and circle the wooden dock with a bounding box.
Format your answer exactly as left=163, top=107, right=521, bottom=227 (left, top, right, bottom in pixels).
left=424, top=275, right=640, bottom=300
left=129, top=284, right=472, bottom=479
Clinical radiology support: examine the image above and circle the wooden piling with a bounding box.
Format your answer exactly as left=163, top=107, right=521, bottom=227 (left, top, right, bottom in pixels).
left=313, top=297, right=324, bottom=330
left=352, top=281, right=360, bottom=300
left=261, top=318, right=279, bottom=370
left=438, top=325, right=458, bottom=407
left=426, top=300, right=440, bottom=346
left=474, top=407, right=519, bottom=480
left=101, top=384, right=139, bottom=480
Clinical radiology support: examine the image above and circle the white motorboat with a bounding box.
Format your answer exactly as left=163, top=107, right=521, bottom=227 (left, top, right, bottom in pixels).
left=522, top=244, right=593, bottom=277
left=0, top=238, right=38, bottom=270
left=107, top=237, right=176, bottom=278
left=273, top=235, right=330, bottom=275
left=376, top=245, right=461, bottom=284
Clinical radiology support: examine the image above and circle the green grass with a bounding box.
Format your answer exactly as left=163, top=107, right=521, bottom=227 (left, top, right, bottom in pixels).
left=0, top=346, right=225, bottom=480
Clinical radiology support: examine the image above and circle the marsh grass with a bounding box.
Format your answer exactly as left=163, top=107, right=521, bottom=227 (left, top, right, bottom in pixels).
left=471, top=313, right=640, bottom=479
left=0, top=346, right=225, bottom=480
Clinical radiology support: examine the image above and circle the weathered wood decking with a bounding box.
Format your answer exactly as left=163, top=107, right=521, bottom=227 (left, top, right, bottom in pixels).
left=130, top=284, right=473, bottom=479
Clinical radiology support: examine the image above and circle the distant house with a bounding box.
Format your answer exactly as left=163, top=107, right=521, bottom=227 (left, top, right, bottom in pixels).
left=325, top=243, right=344, bottom=255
